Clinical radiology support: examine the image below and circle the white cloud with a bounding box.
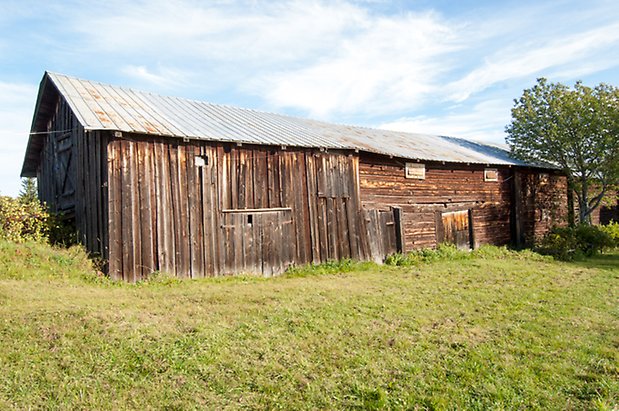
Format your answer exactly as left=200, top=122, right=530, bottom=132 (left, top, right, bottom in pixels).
left=121, top=65, right=190, bottom=88
left=0, top=82, right=37, bottom=136
left=69, top=1, right=469, bottom=117
left=72, top=0, right=366, bottom=65
left=378, top=99, right=512, bottom=144
left=255, top=10, right=464, bottom=117
left=446, top=21, right=619, bottom=102
left=62, top=0, right=619, bottom=120
left=0, top=82, right=38, bottom=196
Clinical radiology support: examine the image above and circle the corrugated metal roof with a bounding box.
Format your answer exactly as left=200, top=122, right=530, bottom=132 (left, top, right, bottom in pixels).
left=36, top=72, right=542, bottom=167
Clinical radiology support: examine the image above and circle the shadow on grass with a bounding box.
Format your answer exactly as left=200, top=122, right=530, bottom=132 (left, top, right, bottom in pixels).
left=569, top=251, right=619, bottom=271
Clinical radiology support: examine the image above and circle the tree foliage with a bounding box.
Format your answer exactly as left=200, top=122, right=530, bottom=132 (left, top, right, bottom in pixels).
left=0, top=195, right=49, bottom=243
left=506, top=78, right=619, bottom=224
left=18, top=178, right=38, bottom=204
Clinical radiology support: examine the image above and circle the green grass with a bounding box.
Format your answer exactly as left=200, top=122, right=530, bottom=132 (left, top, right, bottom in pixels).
left=0, top=241, right=617, bottom=410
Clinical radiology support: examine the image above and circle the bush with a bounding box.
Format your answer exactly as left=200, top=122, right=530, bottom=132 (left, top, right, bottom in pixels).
left=0, top=196, right=50, bottom=243
left=536, top=224, right=614, bottom=260
left=599, top=221, right=619, bottom=248
left=47, top=212, right=78, bottom=246
left=0, top=194, right=78, bottom=246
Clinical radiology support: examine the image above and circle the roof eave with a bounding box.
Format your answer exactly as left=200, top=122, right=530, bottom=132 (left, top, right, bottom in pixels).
left=20, top=72, right=59, bottom=177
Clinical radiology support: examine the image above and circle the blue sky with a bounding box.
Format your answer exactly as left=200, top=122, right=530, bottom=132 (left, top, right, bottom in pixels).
left=1, top=0, right=618, bottom=196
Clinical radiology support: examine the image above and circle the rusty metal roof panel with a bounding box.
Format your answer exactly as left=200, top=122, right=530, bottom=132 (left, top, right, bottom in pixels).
left=42, top=72, right=536, bottom=167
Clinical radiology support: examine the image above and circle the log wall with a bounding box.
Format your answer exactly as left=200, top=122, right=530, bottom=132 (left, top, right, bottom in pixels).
left=359, top=155, right=568, bottom=250
left=359, top=156, right=512, bottom=249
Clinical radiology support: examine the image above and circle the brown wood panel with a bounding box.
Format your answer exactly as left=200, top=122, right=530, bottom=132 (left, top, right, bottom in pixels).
left=120, top=139, right=136, bottom=281
left=137, top=141, right=154, bottom=276
left=203, top=145, right=218, bottom=275
left=187, top=144, right=205, bottom=278
left=305, top=154, right=321, bottom=263
left=107, top=139, right=122, bottom=279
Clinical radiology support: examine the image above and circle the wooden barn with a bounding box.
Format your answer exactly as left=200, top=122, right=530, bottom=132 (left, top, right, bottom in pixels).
left=21, top=72, right=568, bottom=281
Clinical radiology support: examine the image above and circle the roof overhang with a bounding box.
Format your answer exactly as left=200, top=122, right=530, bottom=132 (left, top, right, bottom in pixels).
left=20, top=72, right=60, bottom=177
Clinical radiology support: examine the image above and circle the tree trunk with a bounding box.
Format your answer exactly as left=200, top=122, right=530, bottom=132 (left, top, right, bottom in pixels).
left=579, top=177, right=591, bottom=225
left=567, top=177, right=575, bottom=227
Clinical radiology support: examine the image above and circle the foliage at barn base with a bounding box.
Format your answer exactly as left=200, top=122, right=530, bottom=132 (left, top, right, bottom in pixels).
left=0, top=196, right=49, bottom=243
left=505, top=78, right=619, bottom=225
left=0, top=178, right=76, bottom=245
left=535, top=223, right=617, bottom=260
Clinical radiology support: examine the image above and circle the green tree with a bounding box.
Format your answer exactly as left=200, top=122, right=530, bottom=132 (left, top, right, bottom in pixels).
left=18, top=177, right=38, bottom=204
left=506, top=78, right=619, bottom=224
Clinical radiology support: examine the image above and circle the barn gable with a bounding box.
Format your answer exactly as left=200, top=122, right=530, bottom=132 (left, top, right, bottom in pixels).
left=21, top=72, right=568, bottom=281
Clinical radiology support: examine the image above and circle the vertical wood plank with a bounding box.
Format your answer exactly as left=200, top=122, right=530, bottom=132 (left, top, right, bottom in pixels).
left=120, top=139, right=135, bottom=281
left=305, top=153, right=321, bottom=263
left=169, top=143, right=183, bottom=277
left=107, top=139, right=122, bottom=279
left=393, top=207, right=404, bottom=253
left=178, top=144, right=190, bottom=278
left=129, top=138, right=141, bottom=281
left=186, top=143, right=203, bottom=278
left=214, top=145, right=225, bottom=275
left=326, top=197, right=337, bottom=260
left=138, top=140, right=155, bottom=276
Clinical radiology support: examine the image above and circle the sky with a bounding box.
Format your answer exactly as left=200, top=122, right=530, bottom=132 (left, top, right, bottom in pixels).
left=1, top=0, right=618, bottom=196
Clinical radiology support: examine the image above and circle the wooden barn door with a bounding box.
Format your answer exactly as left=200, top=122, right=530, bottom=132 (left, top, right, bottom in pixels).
left=363, top=207, right=403, bottom=262
left=436, top=209, right=474, bottom=249
left=221, top=209, right=294, bottom=276
left=53, top=132, right=76, bottom=212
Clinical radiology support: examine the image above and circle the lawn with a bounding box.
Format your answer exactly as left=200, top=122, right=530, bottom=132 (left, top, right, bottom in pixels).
left=0, top=241, right=617, bottom=410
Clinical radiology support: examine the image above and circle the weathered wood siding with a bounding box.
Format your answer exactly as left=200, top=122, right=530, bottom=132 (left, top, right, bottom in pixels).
left=106, top=136, right=397, bottom=281
left=36, top=96, right=108, bottom=260
left=359, top=155, right=568, bottom=250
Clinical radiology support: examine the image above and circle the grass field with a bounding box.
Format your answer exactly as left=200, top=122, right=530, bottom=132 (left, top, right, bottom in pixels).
left=0, top=240, right=617, bottom=410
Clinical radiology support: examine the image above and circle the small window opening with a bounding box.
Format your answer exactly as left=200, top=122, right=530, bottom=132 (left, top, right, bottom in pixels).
left=247, top=214, right=253, bottom=225
left=484, top=168, right=498, bottom=182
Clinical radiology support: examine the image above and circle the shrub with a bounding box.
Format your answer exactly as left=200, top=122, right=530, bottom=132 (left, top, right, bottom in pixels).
left=536, top=224, right=614, bottom=260
left=47, top=212, right=78, bottom=246
left=599, top=221, right=619, bottom=248
left=0, top=196, right=50, bottom=243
